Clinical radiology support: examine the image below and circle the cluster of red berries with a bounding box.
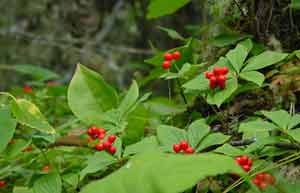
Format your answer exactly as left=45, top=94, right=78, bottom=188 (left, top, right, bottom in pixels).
left=87, top=126, right=117, bottom=155
left=0, top=180, right=6, bottom=188
left=252, top=173, right=275, bottom=190
left=205, top=66, right=229, bottom=89
left=173, top=140, right=194, bottom=154
left=235, top=155, right=253, bottom=172
left=162, top=51, right=181, bottom=69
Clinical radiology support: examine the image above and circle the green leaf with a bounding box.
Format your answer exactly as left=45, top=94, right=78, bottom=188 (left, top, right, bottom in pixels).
left=68, top=64, right=118, bottom=126
left=245, top=137, right=280, bottom=153
left=145, top=97, right=186, bottom=116
left=13, top=64, right=59, bottom=81
left=206, top=78, right=238, bottom=107
left=0, top=106, right=17, bottom=153
left=187, top=119, right=210, bottom=148
left=147, top=0, right=191, bottom=19
left=288, top=114, right=300, bottom=129
left=11, top=99, right=55, bottom=134
left=239, top=71, right=265, bottom=86
left=119, top=81, right=139, bottom=117
left=124, top=136, right=159, bottom=157
left=261, top=110, right=292, bottom=129
left=210, top=33, right=251, bottom=47
left=196, top=133, right=230, bottom=152
left=226, top=39, right=252, bottom=72
left=239, top=120, right=278, bottom=138
left=62, top=173, right=79, bottom=188
left=80, top=152, right=116, bottom=180
left=242, top=51, right=288, bottom=72
left=13, top=187, right=33, bottom=193
left=4, top=139, right=31, bottom=157
left=214, top=144, right=244, bottom=156
left=80, top=151, right=243, bottom=193
left=158, top=26, right=184, bottom=40
left=290, top=0, right=300, bottom=9
left=157, top=125, right=186, bottom=152
left=33, top=173, right=62, bottom=193
left=182, top=74, right=209, bottom=91
left=287, top=128, right=300, bottom=142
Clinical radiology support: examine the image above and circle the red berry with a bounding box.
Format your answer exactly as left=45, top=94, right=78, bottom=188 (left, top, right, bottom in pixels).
left=173, top=144, right=181, bottom=153
left=252, top=178, right=261, bottom=186
left=23, top=85, right=33, bottom=93
left=235, top=156, right=243, bottom=165
left=219, top=67, right=229, bottom=75
left=162, top=61, right=171, bottom=69
left=209, top=76, right=217, bottom=89
left=184, top=147, right=194, bottom=154
left=213, top=67, right=223, bottom=76
left=108, top=135, right=117, bottom=143
left=180, top=140, right=189, bottom=150
left=246, top=159, right=253, bottom=167
left=47, top=81, right=59, bottom=87
left=0, top=180, right=6, bottom=188
left=95, top=143, right=104, bottom=151
left=108, top=146, right=117, bottom=155
left=256, top=173, right=265, bottom=181
left=164, top=53, right=173, bottom=61
left=239, top=156, right=249, bottom=165
left=258, top=182, right=268, bottom=190
left=205, top=71, right=214, bottom=79
left=263, top=173, right=275, bottom=185
left=217, top=75, right=226, bottom=83
left=103, top=141, right=112, bottom=149
left=42, top=165, right=50, bottom=172
left=242, top=164, right=251, bottom=172
left=98, top=128, right=106, bottom=135
left=98, top=133, right=106, bottom=140
left=172, top=51, right=181, bottom=60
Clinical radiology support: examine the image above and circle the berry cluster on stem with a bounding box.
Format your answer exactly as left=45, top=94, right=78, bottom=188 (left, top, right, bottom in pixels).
left=173, top=140, right=194, bottom=154
left=205, top=66, right=229, bottom=89
left=87, top=126, right=117, bottom=155
left=162, top=51, right=181, bottom=70
left=235, top=155, right=253, bottom=172
left=0, top=180, right=6, bottom=188
left=252, top=173, right=275, bottom=190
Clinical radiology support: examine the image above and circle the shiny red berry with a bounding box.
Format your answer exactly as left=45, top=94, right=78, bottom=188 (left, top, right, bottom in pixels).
left=246, top=159, right=253, bottom=167
left=205, top=71, right=214, bottom=79
left=172, top=51, right=181, bottom=60
left=95, top=143, right=104, bottom=151
left=103, top=141, right=112, bottom=149
left=185, top=147, right=194, bottom=154
left=213, top=67, right=223, bottom=76
left=162, top=61, right=171, bottom=69
left=209, top=76, right=217, bottom=89
left=98, top=133, right=106, bottom=140
left=239, top=156, right=249, bottom=165
left=98, top=128, right=106, bottom=135
left=252, top=178, right=261, bottom=186
left=258, top=182, right=268, bottom=190
left=0, top=180, right=6, bottom=188
left=173, top=144, right=181, bottom=153
left=256, top=173, right=265, bottom=181
left=242, top=164, right=251, bottom=172
left=42, top=165, right=50, bottom=172
left=23, top=85, right=33, bottom=93
left=219, top=67, right=229, bottom=75
left=108, top=135, right=117, bottom=143
left=264, top=173, right=275, bottom=185
left=108, top=146, right=117, bottom=155
left=235, top=156, right=242, bottom=165
left=164, top=53, right=173, bottom=61
left=180, top=140, right=189, bottom=150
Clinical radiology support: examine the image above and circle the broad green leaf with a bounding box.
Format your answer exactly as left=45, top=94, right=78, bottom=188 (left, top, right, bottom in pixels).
left=196, top=133, right=230, bottom=152
left=0, top=106, right=17, bottom=153
left=239, top=120, right=278, bottom=138
left=68, top=64, right=118, bottom=126
left=288, top=114, right=300, bottom=129
left=33, top=173, right=62, bottom=193
left=80, top=151, right=243, bottom=193
left=145, top=98, right=186, bottom=116
left=13, top=64, right=59, bottom=81
left=206, top=78, right=238, bottom=107
left=182, top=74, right=209, bottom=91
left=62, top=173, right=79, bottom=188
left=80, top=152, right=116, bottom=180
left=11, top=99, right=55, bottom=134
left=187, top=119, right=210, bottom=148
left=214, top=144, right=244, bottom=156
left=4, top=139, right=31, bottom=157
left=242, top=51, right=288, bottom=72
left=124, top=136, right=159, bottom=157
left=157, top=125, right=186, bottom=152
left=287, top=128, right=300, bottom=142
left=245, top=137, right=280, bottom=153
left=119, top=81, right=139, bottom=117
left=210, top=33, right=251, bottom=47
left=290, top=0, right=300, bottom=9
left=239, top=71, right=265, bottom=86
left=261, top=110, right=291, bottom=129
left=226, top=39, right=252, bottom=72
left=13, top=187, right=33, bottom=193
left=147, top=0, right=191, bottom=19
left=158, top=26, right=184, bottom=40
